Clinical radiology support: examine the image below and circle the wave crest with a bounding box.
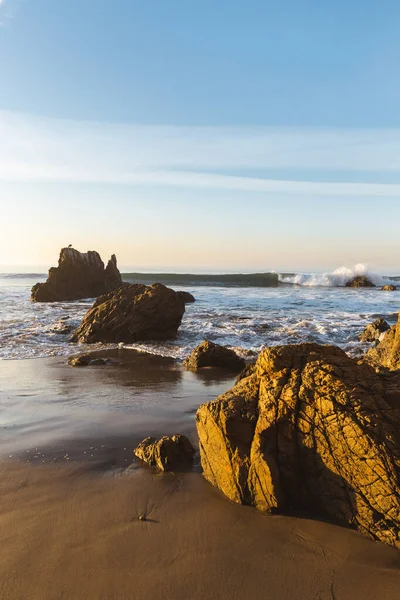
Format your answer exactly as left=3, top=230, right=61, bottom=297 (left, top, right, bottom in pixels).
left=280, top=264, right=397, bottom=287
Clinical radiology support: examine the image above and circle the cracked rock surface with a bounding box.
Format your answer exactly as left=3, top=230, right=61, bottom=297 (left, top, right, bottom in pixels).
left=196, top=343, right=400, bottom=548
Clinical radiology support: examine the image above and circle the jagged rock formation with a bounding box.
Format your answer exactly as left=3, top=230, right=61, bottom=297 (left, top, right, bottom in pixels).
left=134, top=435, right=195, bottom=471
left=31, top=247, right=122, bottom=302
left=382, top=284, right=397, bottom=291
left=365, top=313, right=400, bottom=370
left=196, top=343, right=400, bottom=548
left=178, top=291, right=196, bottom=303
left=359, top=318, right=390, bottom=343
left=71, top=283, right=185, bottom=344
left=346, top=276, right=376, bottom=288
left=184, top=341, right=245, bottom=372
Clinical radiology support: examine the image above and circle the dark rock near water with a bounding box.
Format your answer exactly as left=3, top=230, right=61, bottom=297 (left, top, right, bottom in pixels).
left=134, top=435, right=195, bottom=471
left=68, top=355, right=112, bottom=366
left=345, top=276, right=376, bottom=288
left=50, top=322, right=74, bottom=335
left=196, top=343, right=400, bottom=548
left=178, top=291, right=196, bottom=303
left=71, top=283, right=185, bottom=344
left=382, top=284, right=397, bottom=291
left=359, top=318, right=390, bottom=343
left=184, top=341, right=245, bottom=372
left=31, top=247, right=123, bottom=302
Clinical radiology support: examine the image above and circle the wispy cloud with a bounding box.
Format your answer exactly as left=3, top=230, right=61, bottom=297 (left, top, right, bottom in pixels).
left=1, top=110, right=400, bottom=196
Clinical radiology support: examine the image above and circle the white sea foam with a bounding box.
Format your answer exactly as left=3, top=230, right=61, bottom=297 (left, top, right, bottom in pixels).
left=280, top=264, right=398, bottom=287
left=1, top=273, right=399, bottom=360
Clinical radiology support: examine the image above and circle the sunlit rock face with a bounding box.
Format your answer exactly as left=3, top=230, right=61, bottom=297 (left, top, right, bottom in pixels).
left=31, top=247, right=123, bottom=302
left=365, top=312, right=400, bottom=371
left=196, top=343, right=400, bottom=548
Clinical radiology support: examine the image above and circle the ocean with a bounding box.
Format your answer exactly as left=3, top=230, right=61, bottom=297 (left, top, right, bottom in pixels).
left=1, top=264, right=399, bottom=361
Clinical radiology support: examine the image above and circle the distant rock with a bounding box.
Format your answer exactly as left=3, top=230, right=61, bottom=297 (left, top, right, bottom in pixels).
left=359, top=318, right=390, bottom=343
left=178, top=291, right=196, bottom=303
left=184, top=341, right=245, bottom=372
left=196, top=343, right=400, bottom=548
left=71, top=283, right=185, bottom=344
left=382, top=284, right=397, bottom=291
left=134, top=434, right=195, bottom=471
left=31, top=247, right=123, bottom=302
left=345, top=276, right=376, bottom=288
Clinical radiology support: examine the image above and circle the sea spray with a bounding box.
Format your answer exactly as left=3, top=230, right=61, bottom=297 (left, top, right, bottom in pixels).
left=279, top=263, right=398, bottom=287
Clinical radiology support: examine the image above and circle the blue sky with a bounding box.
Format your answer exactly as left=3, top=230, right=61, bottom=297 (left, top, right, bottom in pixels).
left=1, top=0, right=400, bottom=271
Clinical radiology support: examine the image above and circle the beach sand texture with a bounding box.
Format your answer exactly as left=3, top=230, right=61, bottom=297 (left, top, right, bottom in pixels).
left=0, top=351, right=398, bottom=599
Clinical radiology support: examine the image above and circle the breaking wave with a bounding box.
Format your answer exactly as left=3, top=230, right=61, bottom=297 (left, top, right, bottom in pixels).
left=279, top=264, right=398, bottom=287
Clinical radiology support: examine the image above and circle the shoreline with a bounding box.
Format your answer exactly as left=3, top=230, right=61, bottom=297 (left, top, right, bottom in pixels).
left=0, top=345, right=399, bottom=598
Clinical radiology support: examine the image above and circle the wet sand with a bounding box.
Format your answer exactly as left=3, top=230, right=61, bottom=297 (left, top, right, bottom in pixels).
left=0, top=349, right=235, bottom=465
left=0, top=350, right=399, bottom=599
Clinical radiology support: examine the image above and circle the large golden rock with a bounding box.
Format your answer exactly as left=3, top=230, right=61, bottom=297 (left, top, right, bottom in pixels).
left=196, top=343, right=400, bottom=548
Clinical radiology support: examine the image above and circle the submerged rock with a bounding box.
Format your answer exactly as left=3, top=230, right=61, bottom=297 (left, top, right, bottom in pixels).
left=178, top=291, right=196, bottom=303
left=359, top=318, right=390, bottom=343
left=196, top=343, right=400, bottom=548
left=31, top=247, right=123, bottom=302
left=382, top=285, right=397, bottom=291
left=184, top=341, right=245, bottom=372
left=134, top=435, right=195, bottom=471
left=346, top=276, right=376, bottom=288
left=68, top=355, right=111, bottom=367
left=71, top=283, right=185, bottom=344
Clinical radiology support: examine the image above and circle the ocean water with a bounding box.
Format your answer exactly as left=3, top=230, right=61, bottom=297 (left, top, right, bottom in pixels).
left=0, top=265, right=399, bottom=361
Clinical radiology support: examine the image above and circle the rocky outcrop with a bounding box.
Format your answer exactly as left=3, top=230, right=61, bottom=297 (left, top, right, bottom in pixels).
left=178, top=291, right=196, bottom=303
left=71, top=283, right=185, bottom=344
left=31, top=247, right=123, bottom=302
left=365, top=312, right=400, bottom=370
left=196, top=343, right=400, bottom=548
left=184, top=341, right=245, bottom=372
left=359, top=318, right=390, bottom=343
left=346, top=276, right=376, bottom=288
left=382, top=285, right=397, bottom=291
left=134, top=435, right=195, bottom=471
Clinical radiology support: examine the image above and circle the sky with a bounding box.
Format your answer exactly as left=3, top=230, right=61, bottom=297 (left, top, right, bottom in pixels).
left=1, top=0, right=400, bottom=272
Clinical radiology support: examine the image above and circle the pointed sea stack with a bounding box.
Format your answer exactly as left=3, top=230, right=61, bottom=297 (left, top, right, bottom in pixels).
left=31, top=247, right=123, bottom=302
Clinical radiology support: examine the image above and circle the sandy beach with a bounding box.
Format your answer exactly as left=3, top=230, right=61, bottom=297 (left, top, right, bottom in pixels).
left=0, top=351, right=399, bottom=599
left=0, top=460, right=399, bottom=600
